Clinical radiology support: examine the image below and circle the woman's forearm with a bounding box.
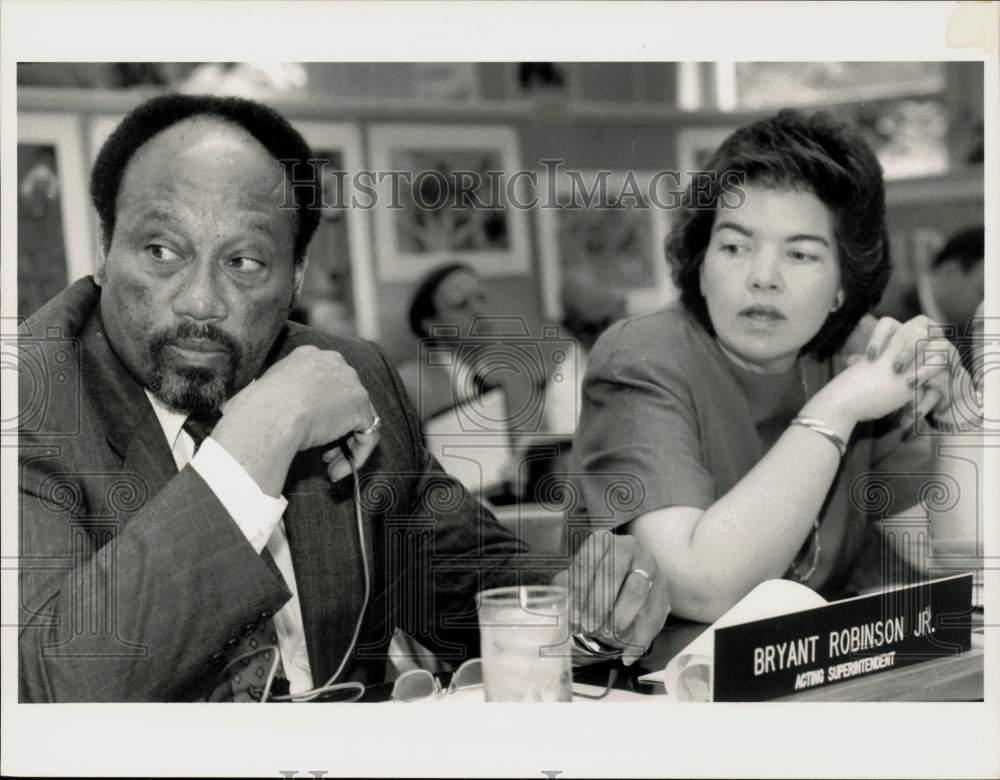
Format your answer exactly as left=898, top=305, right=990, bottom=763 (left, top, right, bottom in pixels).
left=626, top=324, right=954, bottom=622
left=631, top=389, right=857, bottom=622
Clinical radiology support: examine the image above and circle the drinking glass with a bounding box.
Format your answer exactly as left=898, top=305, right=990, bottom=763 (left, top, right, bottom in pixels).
left=476, top=585, right=573, bottom=702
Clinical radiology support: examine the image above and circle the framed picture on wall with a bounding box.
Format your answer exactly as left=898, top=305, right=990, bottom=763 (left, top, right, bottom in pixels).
left=292, top=121, right=378, bottom=339
left=18, top=113, right=94, bottom=319
left=367, top=123, right=531, bottom=281
left=87, top=116, right=379, bottom=340
left=675, top=125, right=734, bottom=186
left=536, top=170, right=677, bottom=321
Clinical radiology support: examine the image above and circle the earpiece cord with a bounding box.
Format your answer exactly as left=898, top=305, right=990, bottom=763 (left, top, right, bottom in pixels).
left=265, top=446, right=371, bottom=703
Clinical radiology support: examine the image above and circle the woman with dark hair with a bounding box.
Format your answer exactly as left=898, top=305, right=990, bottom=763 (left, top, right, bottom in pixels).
left=575, top=110, right=982, bottom=623
left=398, top=261, right=492, bottom=421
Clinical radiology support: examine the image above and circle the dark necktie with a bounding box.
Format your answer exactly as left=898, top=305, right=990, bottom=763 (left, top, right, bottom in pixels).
left=181, top=409, right=222, bottom=453
left=183, top=410, right=289, bottom=701
left=472, top=371, right=494, bottom=399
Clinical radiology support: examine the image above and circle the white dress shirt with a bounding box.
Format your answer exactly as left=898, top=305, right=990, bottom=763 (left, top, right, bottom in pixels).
left=144, top=391, right=315, bottom=694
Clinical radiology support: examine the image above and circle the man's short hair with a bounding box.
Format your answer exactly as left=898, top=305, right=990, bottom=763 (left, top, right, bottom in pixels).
left=932, top=225, right=984, bottom=272
left=90, top=93, right=321, bottom=264
left=408, top=261, right=474, bottom=338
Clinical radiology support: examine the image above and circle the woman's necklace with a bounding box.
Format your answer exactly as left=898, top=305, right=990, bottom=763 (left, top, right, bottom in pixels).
left=788, top=357, right=822, bottom=584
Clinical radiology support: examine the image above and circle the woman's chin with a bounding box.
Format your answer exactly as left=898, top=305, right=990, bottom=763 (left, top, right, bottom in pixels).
left=716, top=336, right=800, bottom=375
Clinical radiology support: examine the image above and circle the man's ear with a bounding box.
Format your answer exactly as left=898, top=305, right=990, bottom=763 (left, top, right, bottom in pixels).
left=291, top=257, right=308, bottom=307
left=93, top=240, right=109, bottom=287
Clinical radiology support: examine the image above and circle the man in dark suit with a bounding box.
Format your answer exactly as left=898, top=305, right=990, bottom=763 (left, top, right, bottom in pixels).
left=17, top=94, right=669, bottom=702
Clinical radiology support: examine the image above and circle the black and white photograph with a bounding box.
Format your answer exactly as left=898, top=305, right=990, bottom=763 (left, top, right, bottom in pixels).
left=1, top=2, right=996, bottom=778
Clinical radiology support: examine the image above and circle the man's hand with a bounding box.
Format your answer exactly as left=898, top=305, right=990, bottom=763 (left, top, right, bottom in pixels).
left=552, top=532, right=671, bottom=666
left=212, top=345, right=380, bottom=493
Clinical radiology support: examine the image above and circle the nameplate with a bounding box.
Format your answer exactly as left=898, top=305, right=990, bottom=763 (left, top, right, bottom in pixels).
left=712, top=574, right=974, bottom=701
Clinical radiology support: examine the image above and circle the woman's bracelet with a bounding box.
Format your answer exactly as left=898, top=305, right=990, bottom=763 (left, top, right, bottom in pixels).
left=790, top=416, right=848, bottom=458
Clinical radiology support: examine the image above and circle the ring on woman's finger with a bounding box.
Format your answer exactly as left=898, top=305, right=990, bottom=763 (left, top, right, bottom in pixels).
left=629, top=568, right=654, bottom=589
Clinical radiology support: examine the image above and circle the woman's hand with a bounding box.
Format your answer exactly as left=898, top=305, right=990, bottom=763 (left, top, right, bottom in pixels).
left=864, top=315, right=977, bottom=421
left=814, top=323, right=928, bottom=427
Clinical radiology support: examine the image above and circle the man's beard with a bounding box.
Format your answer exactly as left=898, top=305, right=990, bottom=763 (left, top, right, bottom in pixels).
left=146, top=321, right=244, bottom=415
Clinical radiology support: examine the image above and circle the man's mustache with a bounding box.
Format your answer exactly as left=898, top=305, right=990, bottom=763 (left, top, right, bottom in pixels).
left=150, top=321, right=243, bottom=360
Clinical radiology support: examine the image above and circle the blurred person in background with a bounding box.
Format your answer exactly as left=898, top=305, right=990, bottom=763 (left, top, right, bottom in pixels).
left=398, top=261, right=495, bottom=422
left=575, top=109, right=983, bottom=623
left=915, top=225, right=984, bottom=377
left=511, top=274, right=625, bottom=508
left=395, top=262, right=498, bottom=670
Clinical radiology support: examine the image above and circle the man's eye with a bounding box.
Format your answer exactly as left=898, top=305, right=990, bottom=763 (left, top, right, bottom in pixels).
left=720, top=243, right=747, bottom=256
left=227, top=256, right=266, bottom=274
left=147, top=244, right=182, bottom=263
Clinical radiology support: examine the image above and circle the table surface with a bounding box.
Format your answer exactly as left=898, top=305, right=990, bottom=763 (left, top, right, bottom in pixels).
left=367, top=619, right=983, bottom=703
left=488, top=503, right=986, bottom=703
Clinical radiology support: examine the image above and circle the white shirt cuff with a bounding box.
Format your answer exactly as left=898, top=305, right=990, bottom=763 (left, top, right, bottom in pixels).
left=190, top=436, right=288, bottom=554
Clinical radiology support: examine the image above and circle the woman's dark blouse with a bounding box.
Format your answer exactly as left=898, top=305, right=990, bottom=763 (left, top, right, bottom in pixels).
left=574, top=305, right=935, bottom=597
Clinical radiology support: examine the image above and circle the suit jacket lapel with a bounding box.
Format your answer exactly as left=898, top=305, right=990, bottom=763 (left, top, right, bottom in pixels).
left=270, top=329, right=367, bottom=685
left=81, top=308, right=288, bottom=588
left=79, top=305, right=177, bottom=502
left=82, top=309, right=365, bottom=680
left=283, top=458, right=366, bottom=686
